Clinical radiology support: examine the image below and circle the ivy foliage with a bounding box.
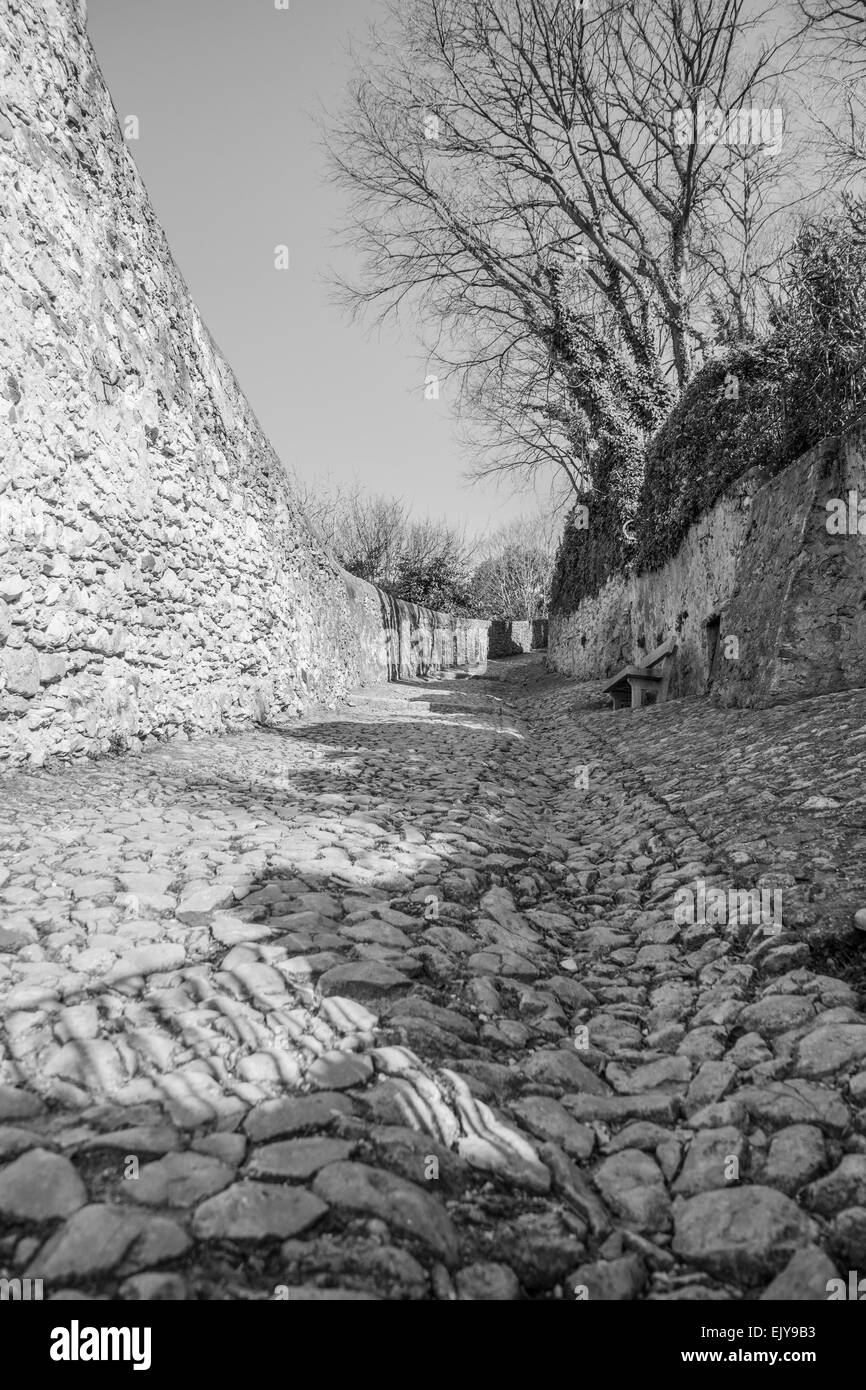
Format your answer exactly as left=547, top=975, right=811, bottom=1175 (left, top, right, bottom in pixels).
left=551, top=199, right=866, bottom=609
left=550, top=430, right=644, bottom=614
left=634, top=343, right=787, bottom=573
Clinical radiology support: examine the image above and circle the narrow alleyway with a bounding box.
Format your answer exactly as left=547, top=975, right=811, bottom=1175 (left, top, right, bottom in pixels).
left=1, top=656, right=866, bottom=1300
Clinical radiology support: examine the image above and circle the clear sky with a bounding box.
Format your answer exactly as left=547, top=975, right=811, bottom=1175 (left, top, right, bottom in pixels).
left=85, top=0, right=528, bottom=540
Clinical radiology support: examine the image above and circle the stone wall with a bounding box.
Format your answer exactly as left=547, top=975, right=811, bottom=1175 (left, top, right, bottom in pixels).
left=717, top=432, right=866, bottom=705
left=549, top=429, right=866, bottom=706
left=487, top=618, right=548, bottom=658
left=548, top=467, right=765, bottom=696
left=0, top=0, right=486, bottom=766
left=351, top=582, right=488, bottom=685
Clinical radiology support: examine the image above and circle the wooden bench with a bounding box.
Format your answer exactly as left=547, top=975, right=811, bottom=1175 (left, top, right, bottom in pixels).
left=603, top=638, right=677, bottom=710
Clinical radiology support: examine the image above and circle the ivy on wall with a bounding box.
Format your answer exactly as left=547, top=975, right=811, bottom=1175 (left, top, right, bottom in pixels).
left=551, top=197, right=866, bottom=614
left=550, top=346, right=798, bottom=613
left=550, top=432, right=644, bottom=614
left=634, top=344, right=789, bottom=573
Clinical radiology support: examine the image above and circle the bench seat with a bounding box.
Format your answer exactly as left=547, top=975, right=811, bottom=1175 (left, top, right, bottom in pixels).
left=603, top=639, right=677, bottom=710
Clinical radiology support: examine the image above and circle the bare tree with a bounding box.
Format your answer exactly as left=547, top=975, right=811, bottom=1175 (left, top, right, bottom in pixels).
left=471, top=512, right=559, bottom=618
left=336, top=492, right=409, bottom=588
left=798, top=0, right=865, bottom=40
left=326, top=0, right=804, bottom=498
left=396, top=515, right=475, bottom=608
left=295, top=473, right=475, bottom=607
left=286, top=467, right=346, bottom=556
left=797, top=0, right=866, bottom=193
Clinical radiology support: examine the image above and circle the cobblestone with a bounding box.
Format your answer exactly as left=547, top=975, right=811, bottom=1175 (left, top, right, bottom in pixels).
left=2, top=655, right=866, bottom=1298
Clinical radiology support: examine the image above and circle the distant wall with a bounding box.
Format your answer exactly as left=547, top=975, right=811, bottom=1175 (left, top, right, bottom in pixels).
left=348, top=580, right=488, bottom=686
left=488, top=619, right=549, bottom=658
left=0, top=0, right=486, bottom=767
left=549, top=429, right=866, bottom=706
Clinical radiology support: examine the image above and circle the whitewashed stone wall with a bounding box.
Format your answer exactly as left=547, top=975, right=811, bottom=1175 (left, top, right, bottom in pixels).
left=0, top=0, right=486, bottom=766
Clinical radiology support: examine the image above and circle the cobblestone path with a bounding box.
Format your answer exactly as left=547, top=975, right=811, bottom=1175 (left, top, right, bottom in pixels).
left=2, top=655, right=866, bottom=1300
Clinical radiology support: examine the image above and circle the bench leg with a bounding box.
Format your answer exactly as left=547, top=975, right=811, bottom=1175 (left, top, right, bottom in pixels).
left=629, top=678, right=662, bottom=708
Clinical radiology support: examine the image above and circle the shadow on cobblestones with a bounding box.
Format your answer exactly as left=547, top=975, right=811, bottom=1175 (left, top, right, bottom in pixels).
left=2, top=659, right=866, bottom=1299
